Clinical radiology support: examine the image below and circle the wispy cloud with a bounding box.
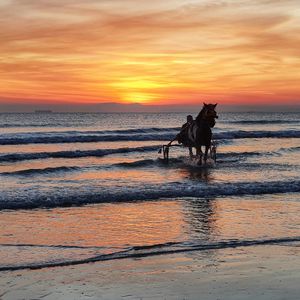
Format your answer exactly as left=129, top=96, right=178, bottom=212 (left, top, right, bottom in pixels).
left=0, top=0, right=299, bottom=105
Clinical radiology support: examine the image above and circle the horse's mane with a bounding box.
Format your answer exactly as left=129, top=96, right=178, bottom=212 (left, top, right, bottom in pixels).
left=195, top=107, right=205, bottom=123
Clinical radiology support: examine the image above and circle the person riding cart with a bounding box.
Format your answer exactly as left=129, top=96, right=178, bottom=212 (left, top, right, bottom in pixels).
left=176, top=115, right=194, bottom=146
left=168, top=115, right=194, bottom=157
left=161, top=103, right=218, bottom=164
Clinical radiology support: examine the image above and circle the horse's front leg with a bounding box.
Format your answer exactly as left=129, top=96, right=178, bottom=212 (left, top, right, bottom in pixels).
left=204, top=145, right=209, bottom=164
left=188, top=147, right=193, bottom=158
left=196, top=146, right=203, bottom=165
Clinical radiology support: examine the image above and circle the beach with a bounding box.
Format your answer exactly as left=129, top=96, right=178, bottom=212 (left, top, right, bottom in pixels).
left=0, top=112, right=299, bottom=299
left=1, top=194, right=300, bottom=299
left=1, top=243, right=300, bottom=300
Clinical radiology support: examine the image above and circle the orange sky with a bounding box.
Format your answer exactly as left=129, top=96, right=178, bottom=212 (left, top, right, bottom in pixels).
left=0, top=0, right=299, bottom=107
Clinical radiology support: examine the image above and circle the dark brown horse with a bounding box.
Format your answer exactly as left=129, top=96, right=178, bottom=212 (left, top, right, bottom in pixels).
left=186, top=103, right=218, bottom=164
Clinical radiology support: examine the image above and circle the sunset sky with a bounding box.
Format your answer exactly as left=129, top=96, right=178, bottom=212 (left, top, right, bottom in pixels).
left=0, top=0, right=299, bottom=110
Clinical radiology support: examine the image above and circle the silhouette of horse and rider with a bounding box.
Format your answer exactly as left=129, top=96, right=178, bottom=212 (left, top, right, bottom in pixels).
left=166, top=103, right=218, bottom=165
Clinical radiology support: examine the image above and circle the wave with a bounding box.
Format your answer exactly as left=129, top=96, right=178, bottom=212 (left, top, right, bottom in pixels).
left=115, top=153, right=263, bottom=168
left=0, top=157, right=208, bottom=176
left=0, top=133, right=174, bottom=145
left=0, top=129, right=299, bottom=145
left=1, top=119, right=298, bottom=129
left=0, top=159, right=160, bottom=176
left=115, top=159, right=158, bottom=168
left=0, top=166, right=81, bottom=176
left=278, top=146, right=300, bottom=153
left=3, top=160, right=293, bottom=178
left=91, top=127, right=179, bottom=134
left=0, top=127, right=178, bottom=145
left=0, top=145, right=160, bottom=163
left=0, top=147, right=270, bottom=165
left=0, top=243, right=106, bottom=250
left=215, top=130, right=300, bottom=140
left=1, top=236, right=299, bottom=271
left=0, top=179, right=299, bottom=210
left=0, top=149, right=286, bottom=172
left=226, top=120, right=299, bottom=125
left=114, top=156, right=292, bottom=171
left=0, top=123, right=67, bottom=128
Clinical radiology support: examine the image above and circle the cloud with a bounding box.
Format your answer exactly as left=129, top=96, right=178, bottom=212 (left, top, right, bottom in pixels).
left=0, top=0, right=299, bottom=106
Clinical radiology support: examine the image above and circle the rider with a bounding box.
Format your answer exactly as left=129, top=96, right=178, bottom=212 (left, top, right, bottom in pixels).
left=176, top=115, right=194, bottom=145
left=168, top=115, right=194, bottom=157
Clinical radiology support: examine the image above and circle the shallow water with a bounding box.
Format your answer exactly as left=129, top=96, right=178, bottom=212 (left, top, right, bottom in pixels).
left=0, top=112, right=299, bottom=270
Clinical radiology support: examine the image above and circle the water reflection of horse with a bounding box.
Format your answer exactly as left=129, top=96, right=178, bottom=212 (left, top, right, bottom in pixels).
left=185, top=103, right=218, bottom=165
left=179, top=165, right=213, bottom=183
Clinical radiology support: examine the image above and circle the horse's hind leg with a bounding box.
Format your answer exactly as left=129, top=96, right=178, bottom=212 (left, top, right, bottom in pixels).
left=196, top=147, right=203, bottom=165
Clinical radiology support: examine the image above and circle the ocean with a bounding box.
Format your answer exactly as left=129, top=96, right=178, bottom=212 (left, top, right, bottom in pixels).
left=0, top=112, right=299, bottom=271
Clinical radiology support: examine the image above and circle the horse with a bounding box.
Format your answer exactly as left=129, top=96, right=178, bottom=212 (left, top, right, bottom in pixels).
left=185, top=103, right=218, bottom=165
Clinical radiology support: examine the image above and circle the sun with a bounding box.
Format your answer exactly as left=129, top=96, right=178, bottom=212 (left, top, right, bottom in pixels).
left=111, top=78, right=163, bottom=104
left=123, top=92, right=157, bottom=104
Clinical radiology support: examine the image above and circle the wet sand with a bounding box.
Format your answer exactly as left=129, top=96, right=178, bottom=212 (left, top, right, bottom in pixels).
left=1, top=243, right=299, bottom=300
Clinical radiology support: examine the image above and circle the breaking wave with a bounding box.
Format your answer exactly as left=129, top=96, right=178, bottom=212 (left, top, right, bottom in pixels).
left=0, top=148, right=288, bottom=170
left=215, top=130, right=300, bottom=140
left=0, top=179, right=299, bottom=210
left=1, top=236, right=299, bottom=271
left=0, top=145, right=160, bottom=163
left=2, top=159, right=294, bottom=178
left=0, top=146, right=272, bottom=164
left=0, top=166, right=81, bottom=176
left=0, top=129, right=299, bottom=145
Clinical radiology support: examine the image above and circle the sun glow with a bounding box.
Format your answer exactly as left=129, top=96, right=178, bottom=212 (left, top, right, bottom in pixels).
left=0, top=0, right=299, bottom=108
left=123, top=92, right=157, bottom=103
left=111, top=78, right=165, bottom=90
left=111, top=78, right=167, bottom=103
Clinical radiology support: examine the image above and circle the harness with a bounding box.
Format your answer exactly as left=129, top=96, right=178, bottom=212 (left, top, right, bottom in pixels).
left=187, top=122, right=197, bottom=145
left=186, top=119, right=213, bottom=147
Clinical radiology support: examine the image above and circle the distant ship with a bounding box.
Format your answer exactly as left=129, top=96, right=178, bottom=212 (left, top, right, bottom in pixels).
left=34, top=110, right=53, bottom=113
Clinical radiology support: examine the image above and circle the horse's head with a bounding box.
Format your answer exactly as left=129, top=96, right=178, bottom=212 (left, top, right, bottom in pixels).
left=202, top=103, right=218, bottom=119
left=196, top=103, right=218, bottom=127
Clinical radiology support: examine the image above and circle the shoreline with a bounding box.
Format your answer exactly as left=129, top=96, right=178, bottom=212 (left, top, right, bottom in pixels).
left=1, top=243, right=299, bottom=300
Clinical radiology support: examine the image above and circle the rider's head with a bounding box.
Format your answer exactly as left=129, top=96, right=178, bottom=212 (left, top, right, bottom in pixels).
left=187, top=115, right=193, bottom=123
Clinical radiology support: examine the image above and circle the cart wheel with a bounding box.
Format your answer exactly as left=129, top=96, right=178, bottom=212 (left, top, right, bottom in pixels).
left=163, top=146, right=169, bottom=162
